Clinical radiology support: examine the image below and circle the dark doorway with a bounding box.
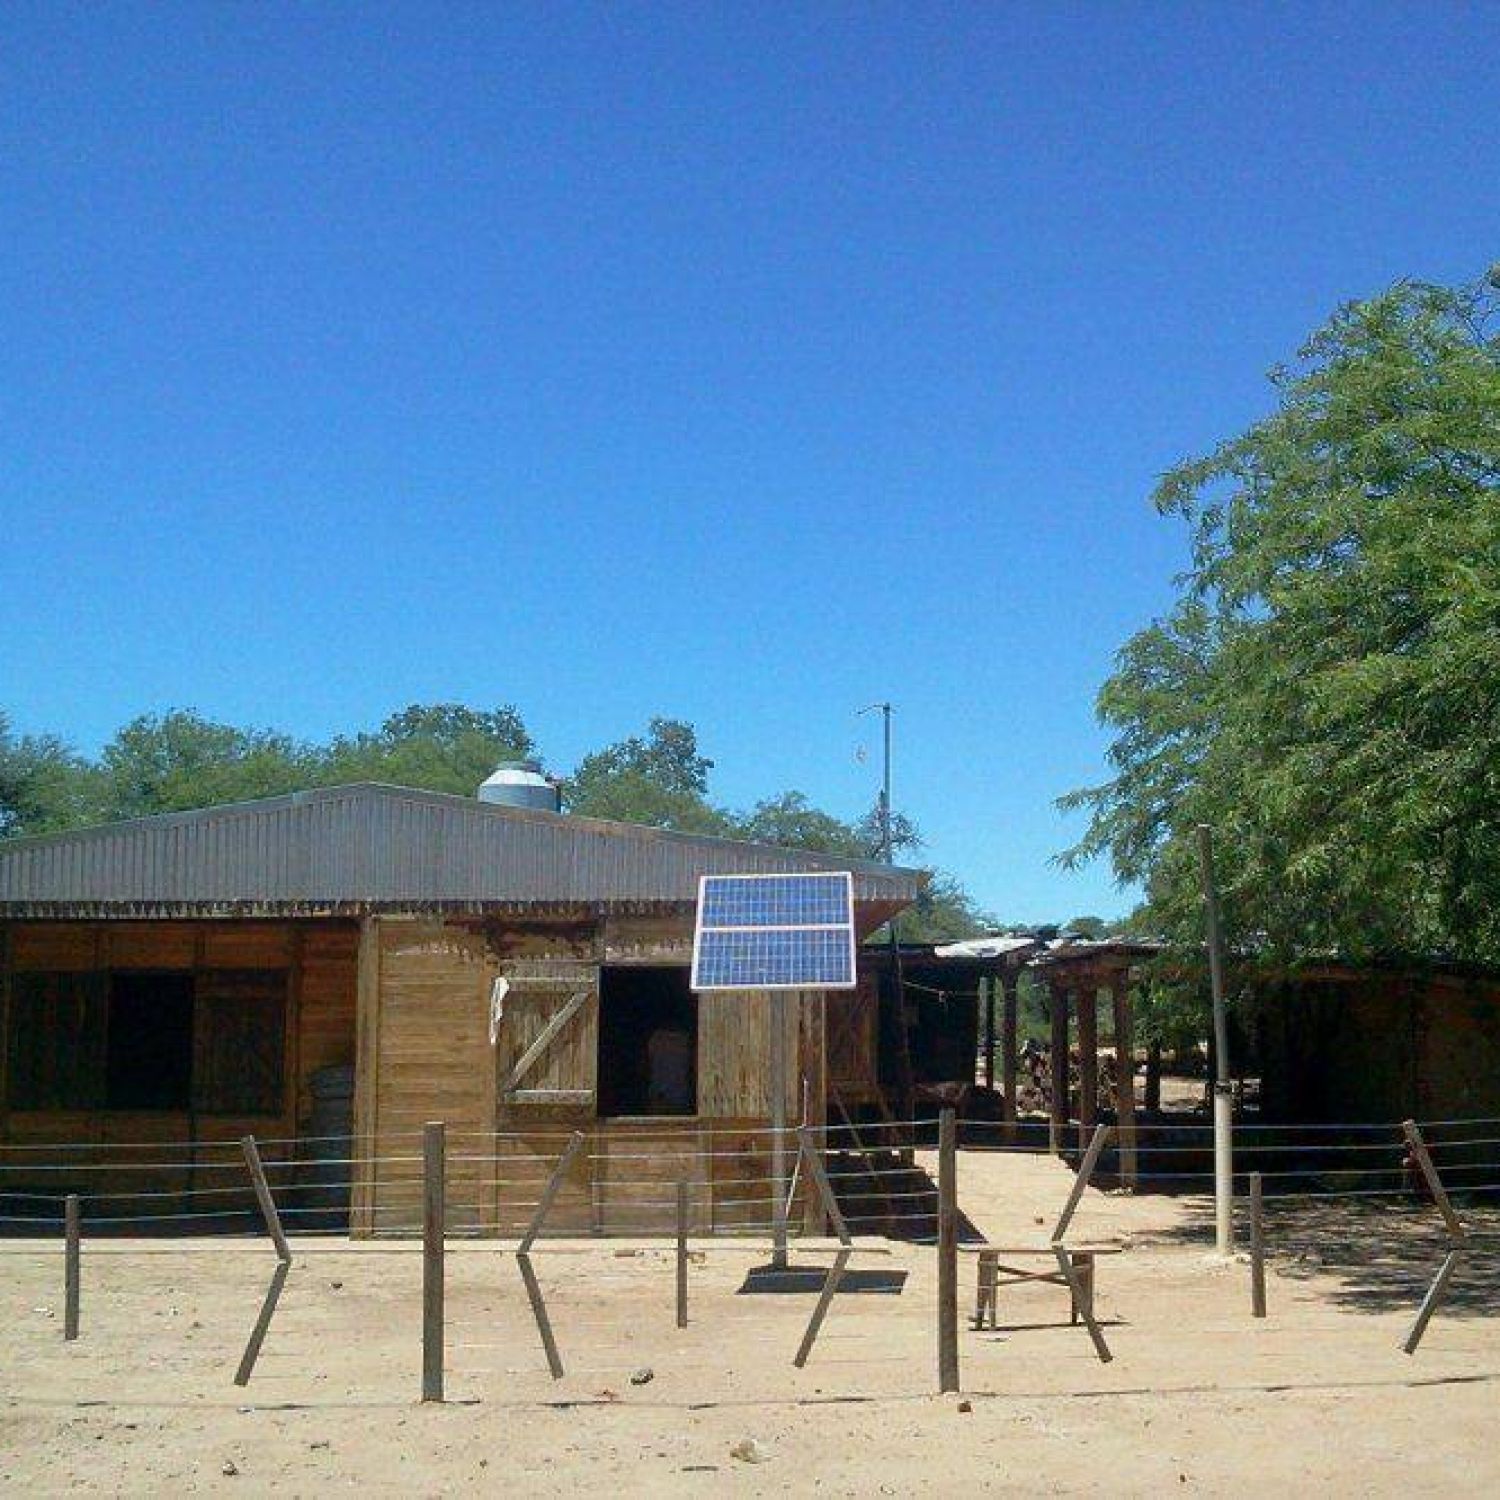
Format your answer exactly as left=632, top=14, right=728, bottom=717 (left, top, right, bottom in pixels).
left=597, top=965, right=697, bottom=1117
left=106, top=972, right=194, bottom=1110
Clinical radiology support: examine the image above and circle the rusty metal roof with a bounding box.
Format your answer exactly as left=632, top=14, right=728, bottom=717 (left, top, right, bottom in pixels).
left=0, top=783, right=923, bottom=920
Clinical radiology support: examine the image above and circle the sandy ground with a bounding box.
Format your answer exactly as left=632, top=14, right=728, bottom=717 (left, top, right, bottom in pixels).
left=4, top=1149, right=1499, bottom=1497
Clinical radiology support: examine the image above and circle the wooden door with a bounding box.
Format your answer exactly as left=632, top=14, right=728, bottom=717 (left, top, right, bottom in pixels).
left=492, top=958, right=598, bottom=1233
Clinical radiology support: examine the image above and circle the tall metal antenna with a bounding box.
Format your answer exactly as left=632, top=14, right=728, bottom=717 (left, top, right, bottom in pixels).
left=859, top=702, right=893, bottom=863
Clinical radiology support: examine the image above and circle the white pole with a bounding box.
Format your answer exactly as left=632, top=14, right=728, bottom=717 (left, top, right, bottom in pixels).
left=1197, top=824, right=1234, bottom=1255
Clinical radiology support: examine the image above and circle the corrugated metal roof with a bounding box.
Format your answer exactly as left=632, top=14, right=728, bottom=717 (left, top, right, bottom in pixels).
left=0, top=783, right=923, bottom=917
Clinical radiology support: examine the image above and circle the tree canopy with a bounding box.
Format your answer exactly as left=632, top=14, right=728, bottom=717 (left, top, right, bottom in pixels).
left=1063, top=269, right=1500, bottom=968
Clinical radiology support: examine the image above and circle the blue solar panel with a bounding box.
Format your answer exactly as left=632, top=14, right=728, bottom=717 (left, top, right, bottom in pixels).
left=699, top=873, right=851, bottom=929
left=691, top=872, right=857, bottom=991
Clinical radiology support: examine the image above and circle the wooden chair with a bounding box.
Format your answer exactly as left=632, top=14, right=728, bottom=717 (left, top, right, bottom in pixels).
left=958, top=1124, right=1119, bottom=1362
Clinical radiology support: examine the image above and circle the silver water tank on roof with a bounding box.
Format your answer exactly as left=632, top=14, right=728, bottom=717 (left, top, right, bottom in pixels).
left=477, top=759, right=562, bottom=812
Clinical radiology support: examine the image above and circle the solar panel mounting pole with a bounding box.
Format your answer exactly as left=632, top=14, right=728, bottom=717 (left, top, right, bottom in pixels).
left=771, top=990, right=790, bottom=1269
left=1197, top=824, right=1234, bottom=1256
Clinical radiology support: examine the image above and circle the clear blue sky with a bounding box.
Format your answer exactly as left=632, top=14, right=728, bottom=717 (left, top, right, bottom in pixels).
left=2, top=5, right=1497, bottom=923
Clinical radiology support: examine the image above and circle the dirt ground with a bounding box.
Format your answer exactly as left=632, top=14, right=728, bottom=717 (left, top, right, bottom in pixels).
left=4, top=1148, right=1498, bottom=1496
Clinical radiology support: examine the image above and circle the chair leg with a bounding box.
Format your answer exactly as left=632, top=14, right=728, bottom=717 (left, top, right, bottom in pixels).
left=974, top=1250, right=997, bottom=1329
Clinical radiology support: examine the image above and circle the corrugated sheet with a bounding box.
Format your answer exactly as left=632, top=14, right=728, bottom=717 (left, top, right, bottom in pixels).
left=0, top=784, right=922, bottom=914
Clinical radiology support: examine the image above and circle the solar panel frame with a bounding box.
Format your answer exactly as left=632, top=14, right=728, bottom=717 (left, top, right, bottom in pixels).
left=690, top=870, right=858, bottom=992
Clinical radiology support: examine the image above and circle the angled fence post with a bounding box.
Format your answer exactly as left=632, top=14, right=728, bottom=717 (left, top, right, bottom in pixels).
left=516, top=1131, right=586, bottom=1379
left=1402, top=1120, right=1467, bottom=1355
left=792, top=1124, right=853, bottom=1368
left=235, top=1136, right=293, bottom=1387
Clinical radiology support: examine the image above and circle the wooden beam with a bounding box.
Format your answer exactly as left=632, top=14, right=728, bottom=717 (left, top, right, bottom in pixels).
left=1112, top=986, right=1138, bottom=1188
left=1001, top=973, right=1019, bottom=1143
left=936, top=1108, right=959, bottom=1393
left=500, top=990, right=590, bottom=1096
left=350, top=916, right=381, bottom=1237
left=1048, top=986, right=1069, bottom=1155
left=1077, top=986, right=1098, bottom=1153
left=981, top=978, right=995, bottom=1091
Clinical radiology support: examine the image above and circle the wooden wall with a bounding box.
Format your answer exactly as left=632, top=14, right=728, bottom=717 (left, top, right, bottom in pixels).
left=0, top=919, right=357, bottom=1211
left=1257, top=970, right=1500, bottom=1124
left=353, top=913, right=831, bottom=1237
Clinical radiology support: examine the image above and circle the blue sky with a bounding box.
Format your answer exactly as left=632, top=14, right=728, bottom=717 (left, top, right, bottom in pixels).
left=2, top=5, right=1497, bottom=922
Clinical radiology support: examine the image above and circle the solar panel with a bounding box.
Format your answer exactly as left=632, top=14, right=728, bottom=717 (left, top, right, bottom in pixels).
left=691, top=871, right=857, bottom=991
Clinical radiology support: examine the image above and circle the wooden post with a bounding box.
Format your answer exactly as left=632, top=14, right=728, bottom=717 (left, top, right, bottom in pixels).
left=1053, top=1125, right=1111, bottom=1243
left=1145, top=1041, right=1162, bottom=1112
left=1401, top=1120, right=1468, bottom=1355
left=243, top=1136, right=291, bottom=1262
left=1112, top=985, right=1138, bottom=1187
left=64, top=1194, right=80, bottom=1342
left=792, top=1127, right=854, bottom=1368
left=676, top=1177, right=689, bottom=1329
left=981, top=977, right=996, bottom=1091
left=517, top=1132, right=587, bottom=1380
left=1250, top=1172, right=1266, bottom=1318
left=1048, top=987, right=1069, bottom=1155
left=937, top=1107, right=959, bottom=1394
left=1001, top=972, right=1019, bottom=1143
left=235, top=1136, right=292, bottom=1388
left=422, top=1121, right=445, bottom=1403
left=1077, top=985, right=1098, bottom=1153
left=771, top=990, right=790, bottom=1270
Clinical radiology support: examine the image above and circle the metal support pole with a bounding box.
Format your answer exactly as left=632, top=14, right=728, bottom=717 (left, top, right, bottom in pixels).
left=422, top=1121, right=445, bottom=1403
left=937, top=1107, right=959, bottom=1393
left=64, top=1194, right=80, bottom=1342
left=1197, top=824, right=1234, bottom=1255
left=771, top=990, right=790, bottom=1269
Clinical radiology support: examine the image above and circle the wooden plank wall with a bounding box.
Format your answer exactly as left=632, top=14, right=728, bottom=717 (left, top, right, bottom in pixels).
left=348, top=915, right=834, bottom=1238
left=355, top=917, right=499, bottom=1235
left=0, top=919, right=358, bottom=1212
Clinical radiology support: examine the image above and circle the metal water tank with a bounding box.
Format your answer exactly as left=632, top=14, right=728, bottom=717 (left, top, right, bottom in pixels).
left=477, top=759, right=562, bottom=812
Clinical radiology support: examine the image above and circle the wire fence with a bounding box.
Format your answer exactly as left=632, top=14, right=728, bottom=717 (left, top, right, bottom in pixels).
left=4, top=1109, right=1499, bottom=1394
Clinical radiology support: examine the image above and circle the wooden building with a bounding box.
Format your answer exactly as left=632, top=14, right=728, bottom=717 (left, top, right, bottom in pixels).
left=1254, top=962, right=1500, bottom=1125
left=0, top=784, right=920, bottom=1234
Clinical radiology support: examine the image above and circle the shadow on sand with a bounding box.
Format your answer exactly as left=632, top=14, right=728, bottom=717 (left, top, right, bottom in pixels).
left=1137, top=1189, right=1500, bottom=1319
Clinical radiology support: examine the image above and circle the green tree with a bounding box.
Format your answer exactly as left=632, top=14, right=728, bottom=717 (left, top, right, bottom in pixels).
left=0, top=714, right=100, bottom=836
left=564, top=718, right=728, bottom=832
left=733, top=791, right=868, bottom=856
left=101, top=711, right=314, bottom=819
left=1063, top=914, right=1112, bottom=940
left=321, top=702, right=533, bottom=795
left=890, top=872, right=995, bottom=943
left=1063, top=269, right=1500, bottom=967
left=565, top=769, right=733, bottom=836
left=566, top=718, right=713, bottom=805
